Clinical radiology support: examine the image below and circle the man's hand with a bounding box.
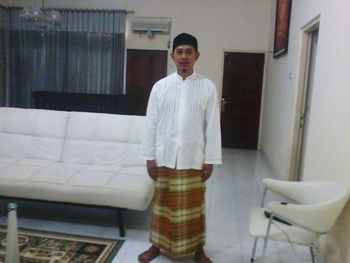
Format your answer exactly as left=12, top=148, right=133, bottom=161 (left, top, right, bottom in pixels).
left=201, top=164, right=213, bottom=182
left=147, top=160, right=158, bottom=181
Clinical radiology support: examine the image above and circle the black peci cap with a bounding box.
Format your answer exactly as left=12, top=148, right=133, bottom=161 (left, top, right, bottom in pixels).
left=172, top=33, right=198, bottom=52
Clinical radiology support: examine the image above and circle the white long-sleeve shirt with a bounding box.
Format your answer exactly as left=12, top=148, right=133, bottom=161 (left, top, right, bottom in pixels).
left=140, top=71, right=222, bottom=170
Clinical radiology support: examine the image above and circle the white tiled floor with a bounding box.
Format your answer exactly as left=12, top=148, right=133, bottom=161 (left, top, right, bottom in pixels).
left=0, top=149, right=314, bottom=262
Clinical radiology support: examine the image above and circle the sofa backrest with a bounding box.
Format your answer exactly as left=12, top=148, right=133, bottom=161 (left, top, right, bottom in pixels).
left=0, top=107, right=69, bottom=161
left=62, top=111, right=145, bottom=167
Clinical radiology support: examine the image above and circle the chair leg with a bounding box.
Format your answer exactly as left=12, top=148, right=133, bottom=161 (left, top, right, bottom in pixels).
left=261, top=214, right=273, bottom=263
left=250, top=237, right=258, bottom=262
left=261, top=238, right=268, bottom=263
left=310, top=247, right=315, bottom=263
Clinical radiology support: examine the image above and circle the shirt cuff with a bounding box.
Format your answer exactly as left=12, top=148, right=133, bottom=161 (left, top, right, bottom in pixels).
left=204, top=159, right=222, bottom=164
left=139, top=155, right=155, bottom=160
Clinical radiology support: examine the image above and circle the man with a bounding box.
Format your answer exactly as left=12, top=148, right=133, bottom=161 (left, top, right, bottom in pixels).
left=139, top=33, right=222, bottom=263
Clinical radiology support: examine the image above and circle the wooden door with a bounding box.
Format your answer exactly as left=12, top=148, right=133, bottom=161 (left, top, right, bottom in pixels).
left=221, top=52, right=265, bottom=149
left=126, top=49, right=168, bottom=115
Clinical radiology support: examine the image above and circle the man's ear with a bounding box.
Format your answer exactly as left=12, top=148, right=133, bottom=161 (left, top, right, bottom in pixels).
left=196, top=52, right=200, bottom=60
left=170, top=53, right=175, bottom=61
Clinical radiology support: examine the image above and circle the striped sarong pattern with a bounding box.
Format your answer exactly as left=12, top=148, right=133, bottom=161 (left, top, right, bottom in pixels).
left=150, top=167, right=206, bottom=257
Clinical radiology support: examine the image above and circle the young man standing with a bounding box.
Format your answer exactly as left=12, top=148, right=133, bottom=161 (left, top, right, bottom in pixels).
left=139, top=33, right=222, bottom=263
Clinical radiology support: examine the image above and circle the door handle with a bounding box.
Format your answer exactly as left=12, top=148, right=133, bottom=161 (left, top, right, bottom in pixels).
left=221, top=98, right=228, bottom=112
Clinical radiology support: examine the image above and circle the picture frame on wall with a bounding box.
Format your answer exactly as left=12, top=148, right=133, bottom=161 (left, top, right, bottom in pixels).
left=273, top=0, right=292, bottom=58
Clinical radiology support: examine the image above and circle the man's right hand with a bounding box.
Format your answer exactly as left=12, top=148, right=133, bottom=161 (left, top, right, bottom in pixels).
left=147, top=160, right=158, bottom=181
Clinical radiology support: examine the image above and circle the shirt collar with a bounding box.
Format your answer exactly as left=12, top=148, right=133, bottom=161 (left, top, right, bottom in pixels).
left=175, top=71, right=197, bottom=80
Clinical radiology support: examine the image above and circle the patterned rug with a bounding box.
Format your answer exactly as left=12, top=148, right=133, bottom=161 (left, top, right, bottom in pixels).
left=0, top=226, right=124, bottom=263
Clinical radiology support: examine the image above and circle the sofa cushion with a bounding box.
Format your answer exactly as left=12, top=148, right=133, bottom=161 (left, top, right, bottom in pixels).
left=0, top=160, right=153, bottom=210
left=62, top=112, right=145, bottom=166
left=124, top=117, right=147, bottom=167
left=0, top=108, right=69, bottom=161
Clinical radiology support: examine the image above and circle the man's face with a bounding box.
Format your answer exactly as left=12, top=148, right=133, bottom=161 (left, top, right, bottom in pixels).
left=171, top=45, right=200, bottom=75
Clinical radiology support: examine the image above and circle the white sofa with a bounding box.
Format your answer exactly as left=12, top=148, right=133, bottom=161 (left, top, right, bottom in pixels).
left=0, top=107, right=154, bottom=237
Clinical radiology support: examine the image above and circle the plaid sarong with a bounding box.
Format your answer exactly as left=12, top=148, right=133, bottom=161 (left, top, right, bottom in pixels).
left=150, top=167, right=206, bottom=257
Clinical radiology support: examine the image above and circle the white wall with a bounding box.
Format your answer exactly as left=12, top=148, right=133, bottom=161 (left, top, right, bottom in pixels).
left=260, top=0, right=322, bottom=178
left=303, top=1, right=350, bottom=262
left=261, top=0, right=350, bottom=262
left=2, top=0, right=274, bottom=99
left=127, top=0, right=274, bottom=99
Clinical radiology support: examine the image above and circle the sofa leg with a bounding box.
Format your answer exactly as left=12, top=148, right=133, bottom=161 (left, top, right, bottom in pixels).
left=116, top=209, right=125, bottom=238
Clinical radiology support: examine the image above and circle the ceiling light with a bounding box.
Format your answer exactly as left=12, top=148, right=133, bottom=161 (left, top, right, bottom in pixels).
left=20, top=0, right=62, bottom=29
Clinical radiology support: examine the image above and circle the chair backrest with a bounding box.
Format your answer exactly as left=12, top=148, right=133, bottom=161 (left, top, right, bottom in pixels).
left=288, top=181, right=348, bottom=204
left=264, top=179, right=350, bottom=233
left=264, top=179, right=349, bottom=204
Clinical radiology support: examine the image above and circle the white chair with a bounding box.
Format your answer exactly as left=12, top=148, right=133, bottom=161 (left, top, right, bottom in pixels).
left=249, top=178, right=349, bottom=263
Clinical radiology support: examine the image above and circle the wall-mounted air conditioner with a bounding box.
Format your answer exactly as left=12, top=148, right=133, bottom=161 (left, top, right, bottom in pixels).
left=130, top=17, right=171, bottom=34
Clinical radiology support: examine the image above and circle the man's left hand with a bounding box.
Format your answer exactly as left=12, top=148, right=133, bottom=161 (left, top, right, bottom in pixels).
left=201, top=164, right=213, bottom=182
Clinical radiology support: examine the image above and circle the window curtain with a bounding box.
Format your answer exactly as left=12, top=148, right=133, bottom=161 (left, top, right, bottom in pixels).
left=2, top=7, right=126, bottom=108
left=0, top=6, right=8, bottom=107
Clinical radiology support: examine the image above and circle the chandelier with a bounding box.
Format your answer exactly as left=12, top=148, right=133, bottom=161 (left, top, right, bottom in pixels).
left=20, top=0, right=62, bottom=29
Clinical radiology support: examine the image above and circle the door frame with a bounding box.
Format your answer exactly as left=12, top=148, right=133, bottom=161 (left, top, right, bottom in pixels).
left=220, top=50, right=268, bottom=150
left=288, top=16, right=320, bottom=181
